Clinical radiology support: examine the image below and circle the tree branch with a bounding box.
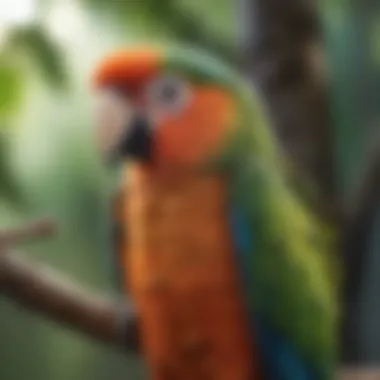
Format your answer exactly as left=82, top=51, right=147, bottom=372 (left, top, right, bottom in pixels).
left=0, top=220, right=140, bottom=353
left=0, top=218, right=57, bottom=247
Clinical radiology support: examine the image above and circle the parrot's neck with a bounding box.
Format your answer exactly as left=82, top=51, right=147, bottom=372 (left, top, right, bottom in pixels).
left=124, top=162, right=228, bottom=212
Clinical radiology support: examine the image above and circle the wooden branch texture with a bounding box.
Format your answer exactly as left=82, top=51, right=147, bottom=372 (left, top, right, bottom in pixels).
left=1, top=251, right=139, bottom=351
left=0, top=218, right=57, bottom=247
left=0, top=220, right=140, bottom=353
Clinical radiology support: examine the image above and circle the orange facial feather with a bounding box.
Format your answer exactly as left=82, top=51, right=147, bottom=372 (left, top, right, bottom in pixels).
left=93, top=47, right=162, bottom=92
left=154, top=88, right=235, bottom=169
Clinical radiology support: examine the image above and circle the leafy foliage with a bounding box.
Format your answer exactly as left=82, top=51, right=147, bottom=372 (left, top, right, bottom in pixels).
left=7, top=24, right=69, bottom=90
left=0, top=132, right=29, bottom=209
left=0, top=57, right=26, bottom=207
left=0, top=60, right=24, bottom=122
left=82, top=0, right=239, bottom=64
left=0, top=21, right=70, bottom=206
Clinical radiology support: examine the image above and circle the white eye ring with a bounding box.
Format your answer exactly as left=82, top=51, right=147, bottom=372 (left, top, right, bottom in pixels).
left=146, top=75, right=191, bottom=114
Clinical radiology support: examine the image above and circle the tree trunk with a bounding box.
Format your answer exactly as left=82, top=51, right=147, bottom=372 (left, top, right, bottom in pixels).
left=239, top=0, right=336, bottom=218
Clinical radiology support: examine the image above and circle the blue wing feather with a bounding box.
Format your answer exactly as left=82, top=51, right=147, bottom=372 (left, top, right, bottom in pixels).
left=229, top=205, right=315, bottom=380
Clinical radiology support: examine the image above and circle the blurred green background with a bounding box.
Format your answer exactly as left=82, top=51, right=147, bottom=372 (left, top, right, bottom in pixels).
left=0, top=0, right=379, bottom=378
left=321, top=0, right=380, bottom=189
left=321, top=0, right=380, bottom=364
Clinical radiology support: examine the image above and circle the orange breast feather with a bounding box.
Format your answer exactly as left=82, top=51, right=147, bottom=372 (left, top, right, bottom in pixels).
left=121, top=164, right=260, bottom=380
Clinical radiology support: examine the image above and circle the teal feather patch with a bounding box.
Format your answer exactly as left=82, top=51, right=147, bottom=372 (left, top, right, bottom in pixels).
left=229, top=205, right=316, bottom=380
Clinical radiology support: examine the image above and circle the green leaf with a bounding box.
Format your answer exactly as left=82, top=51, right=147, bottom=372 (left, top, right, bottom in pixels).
left=9, top=24, right=69, bottom=90
left=81, top=0, right=239, bottom=65
left=0, top=132, right=29, bottom=209
left=0, top=61, right=24, bottom=122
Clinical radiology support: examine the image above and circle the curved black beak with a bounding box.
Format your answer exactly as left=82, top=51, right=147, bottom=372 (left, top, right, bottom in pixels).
left=109, top=115, right=153, bottom=164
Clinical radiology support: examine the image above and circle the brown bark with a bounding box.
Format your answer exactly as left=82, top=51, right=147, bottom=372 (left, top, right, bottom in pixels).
left=240, top=0, right=336, bottom=219
left=0, top=251, right=139, bottom=351
left=0, top=220, right=140, bottom=353
left=0, top=218, right=57, bottom=248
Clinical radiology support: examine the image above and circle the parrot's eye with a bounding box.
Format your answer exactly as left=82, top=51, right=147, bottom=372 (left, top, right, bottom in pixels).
left=146, top=76, right=191, bottom=114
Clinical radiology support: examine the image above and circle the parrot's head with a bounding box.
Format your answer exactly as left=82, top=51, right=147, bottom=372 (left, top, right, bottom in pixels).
left=92, top=46, right=253, bottom=174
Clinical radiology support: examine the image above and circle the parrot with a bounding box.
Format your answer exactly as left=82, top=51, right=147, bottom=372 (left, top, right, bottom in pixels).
left=91, top=45, right=338, bottom=380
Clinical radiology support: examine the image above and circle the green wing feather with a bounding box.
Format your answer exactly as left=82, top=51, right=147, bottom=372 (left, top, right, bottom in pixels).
left=228, top=88, right=338, bottom=380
